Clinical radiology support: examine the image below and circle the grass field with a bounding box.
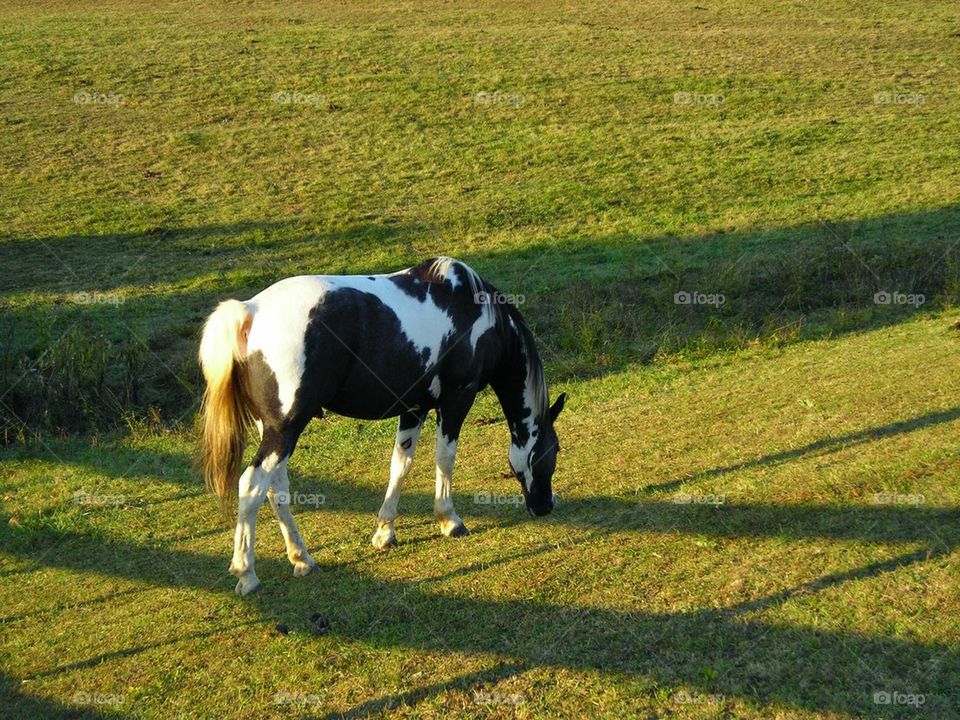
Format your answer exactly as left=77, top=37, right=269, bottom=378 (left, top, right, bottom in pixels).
left=2, top=1, right=959, bottom=718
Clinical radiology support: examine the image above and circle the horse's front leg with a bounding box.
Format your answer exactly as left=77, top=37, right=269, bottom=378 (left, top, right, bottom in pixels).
left=267, top=458, right=316, bottom=576
left=434, top=394, right=475, bottom=538
left=372, top=409, right=427, bottom=549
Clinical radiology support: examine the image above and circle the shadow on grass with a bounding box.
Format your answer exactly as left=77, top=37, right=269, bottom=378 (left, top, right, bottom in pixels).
left=0, top=515, right=956, bottom=719
left=18, top=404, right=958, bottom=549
left=0, top=670, right=121, bottom=720
left=3, top=408, right=959, bottom=718
left=2, top=204, right=959, bottom=435
left=0, top=220, right=427, bottom=296
left=3, top=410, right=956, bottom=714
left=2, top=210, right=959, bottom=715
left=317, top=662, right=528, bottom=719
left=642, top=406, right=960, bottom=495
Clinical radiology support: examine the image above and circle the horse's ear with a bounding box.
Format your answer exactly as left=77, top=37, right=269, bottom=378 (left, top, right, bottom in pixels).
left=549, top=393, right=566, bottom=423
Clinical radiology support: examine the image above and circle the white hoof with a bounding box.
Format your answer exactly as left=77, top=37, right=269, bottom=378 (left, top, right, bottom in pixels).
left=293, top=559, right=315, bottom=576
left=439, top=516, right=469, bottom=538
left=234, top=573, right=261, bottom=597
left=371, top=523, right=397, bottom=551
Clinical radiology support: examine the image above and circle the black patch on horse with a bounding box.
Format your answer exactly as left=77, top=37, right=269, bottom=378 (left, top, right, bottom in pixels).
left=295, top=287, right=440, bottom=420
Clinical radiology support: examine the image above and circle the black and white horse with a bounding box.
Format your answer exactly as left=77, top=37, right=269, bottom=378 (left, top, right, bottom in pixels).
left=198, top=257, right=565, bottom=595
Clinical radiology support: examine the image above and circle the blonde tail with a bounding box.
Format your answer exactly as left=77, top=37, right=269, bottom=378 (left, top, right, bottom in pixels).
left=198, top=299, right=255, bottom=503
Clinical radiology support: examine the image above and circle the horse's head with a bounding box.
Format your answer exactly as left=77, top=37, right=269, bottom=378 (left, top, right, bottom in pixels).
left=510, top=393, right=565, bottom=517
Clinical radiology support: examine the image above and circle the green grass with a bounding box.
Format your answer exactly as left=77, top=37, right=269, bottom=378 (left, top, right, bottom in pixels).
left=1, top=1, right=959, bottom=717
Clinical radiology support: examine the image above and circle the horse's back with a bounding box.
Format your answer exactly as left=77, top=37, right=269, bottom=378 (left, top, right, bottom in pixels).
left=243, top=258, right=498, bottom=421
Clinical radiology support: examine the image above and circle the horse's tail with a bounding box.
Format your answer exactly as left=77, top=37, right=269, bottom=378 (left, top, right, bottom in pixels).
left=198, top=299, right=255, bottom=503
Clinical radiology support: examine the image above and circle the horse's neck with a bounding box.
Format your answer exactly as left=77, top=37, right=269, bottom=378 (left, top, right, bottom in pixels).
left=491, top=333, right=541, bottom=444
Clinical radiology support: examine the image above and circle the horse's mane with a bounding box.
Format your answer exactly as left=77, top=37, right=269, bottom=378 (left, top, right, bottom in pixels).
left=429, top=257, right=489, bottom=308
left=507, top=308, right=549, bottom=422
left=427, top=256, right=494, bottom=327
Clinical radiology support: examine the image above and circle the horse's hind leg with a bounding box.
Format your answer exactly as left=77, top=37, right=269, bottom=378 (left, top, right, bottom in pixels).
left=372, top=409, right=428, bottom=550
left=267, top=458, right=316, bottom=576
left=229, top=459, right=275, bottom=596
left=229, top=419, right=307, bottom=595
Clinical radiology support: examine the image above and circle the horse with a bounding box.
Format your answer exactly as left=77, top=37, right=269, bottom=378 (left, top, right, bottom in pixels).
left=198, top=256, right=565, bottom=596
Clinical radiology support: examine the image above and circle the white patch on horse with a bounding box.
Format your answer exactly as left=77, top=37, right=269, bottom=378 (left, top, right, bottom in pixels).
left=510, top=438, right=536, bottom=491
left=338, top=274, right=455, bottom=367
left=469, top=303, right=497, bottom=351
left=365, top=278, right=454, bottom=365
left=247, top=276, right=328, bottom=416
left=429, top=375, right=442, bottom=398
left=260, top=451, right=281, bottom=472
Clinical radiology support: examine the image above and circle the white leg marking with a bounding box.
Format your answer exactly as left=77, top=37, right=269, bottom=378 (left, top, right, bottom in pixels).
left=267, top=459, right=315, bottom=576
left=229, top=463, right=271, bottom=596
left=373, top=417, right=424, bottom=550
left=434, top=430, right=467, bottom=537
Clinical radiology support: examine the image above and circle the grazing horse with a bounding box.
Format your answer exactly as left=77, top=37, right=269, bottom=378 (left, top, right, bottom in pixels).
left=198, top=257, right=565, bottom=596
